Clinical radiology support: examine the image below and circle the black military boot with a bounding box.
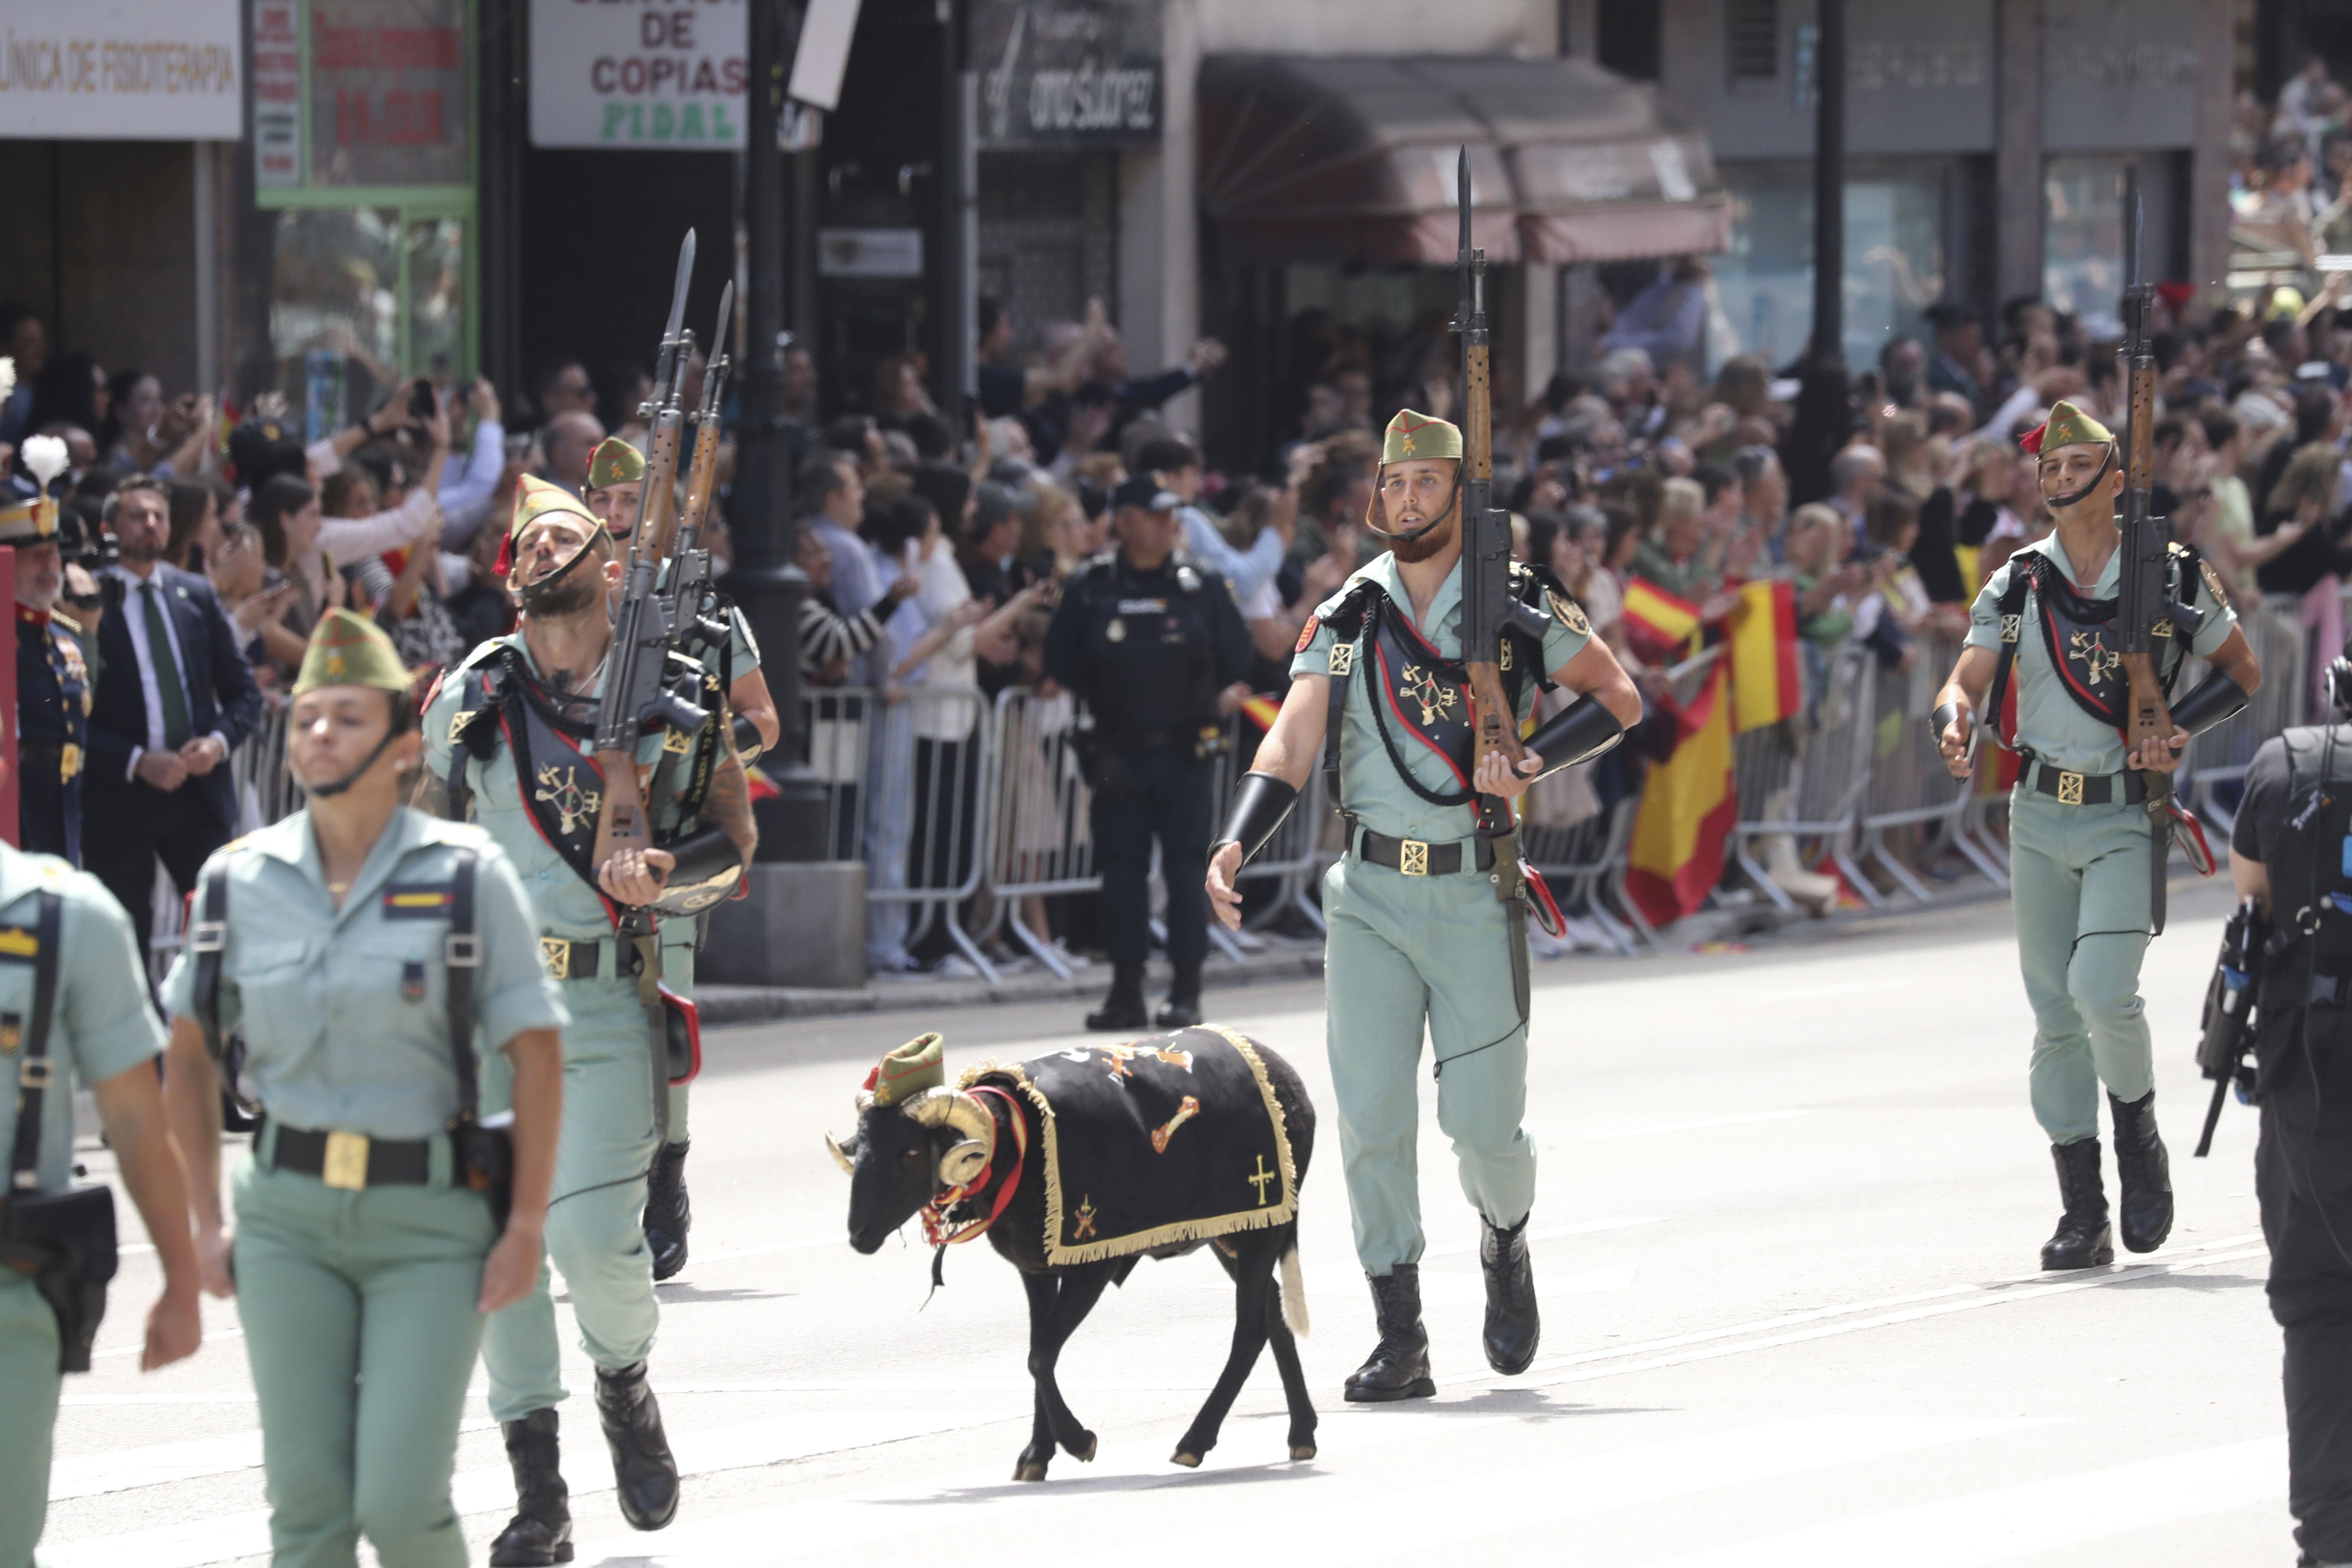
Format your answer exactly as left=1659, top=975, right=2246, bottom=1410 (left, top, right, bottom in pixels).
left=1480, top=1215, right=1540, bottom=1375
left=1155, top=965, right=1203, bottom=1029
left=488, top=1408, right=573, bottom=1566
left=1344, top=1266, right=1436, bottom=1402
left=644, top=1139, right=691, bottom=1281
left=1086, top=966, right=1148, bottom=1032
left=594, top=1361, right=680, bottom=1531
left=2042, top=1138, right=2115, bottom=1271
left=2108, top=1090, right=2174, bottom=1254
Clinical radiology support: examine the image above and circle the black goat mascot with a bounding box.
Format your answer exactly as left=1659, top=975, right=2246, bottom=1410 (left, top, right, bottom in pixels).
left=830, top=1028, right=1317, bottom=1479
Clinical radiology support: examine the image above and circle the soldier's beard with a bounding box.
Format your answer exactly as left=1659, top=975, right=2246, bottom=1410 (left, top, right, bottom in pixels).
left=1389, top=514, right=1457, bottom=564
left=518, top=548, right=605, bottom=618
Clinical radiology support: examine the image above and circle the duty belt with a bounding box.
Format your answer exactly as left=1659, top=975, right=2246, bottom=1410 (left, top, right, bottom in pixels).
left=18, top=741, right=80, bottom=782
left=2023, top=760, right=2148, bottom=807
left=539, top=936, right=635, bottom=982
left=1352, top=825, right=1494, bottom=877
left=259, top=1118, right=441, bottom=1191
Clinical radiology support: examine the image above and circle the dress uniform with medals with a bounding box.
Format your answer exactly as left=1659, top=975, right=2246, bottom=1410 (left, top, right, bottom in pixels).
left=1210, top=410, right=1631, bottom=1403
left=422, top=477, right=718, bottom=1562
left=1042, top=475, right=1254, bottom=1032
left=159, top=611, right=565, bottom=1568
left=0, top=479, right=90, bottom=863
left=1954, top=401, right=2248, bottom=1270
left=2, top=717, right=198, bottom=1568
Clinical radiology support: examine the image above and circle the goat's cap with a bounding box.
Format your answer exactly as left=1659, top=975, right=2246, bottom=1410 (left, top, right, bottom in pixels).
left=864, top=1033, right=944, bottom=1107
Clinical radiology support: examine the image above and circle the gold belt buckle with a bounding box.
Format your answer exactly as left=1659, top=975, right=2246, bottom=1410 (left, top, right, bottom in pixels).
left=321, top=1130, right=371, bottom=1191
left=540, top=937, right=570, bottom=980
left=2056, top=769, right=2085, bottom=806
left=1400, top=838, right=1430, bottom=876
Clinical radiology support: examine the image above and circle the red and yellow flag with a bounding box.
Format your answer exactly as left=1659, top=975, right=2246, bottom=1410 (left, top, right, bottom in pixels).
left=1727, top=578, right=1800, bottom=733
left=1238, top=693, right=1282, bottom=732
left=1624, top=662, right=1738, bottom=930
left=1620, top=577, right=1701, bottom=661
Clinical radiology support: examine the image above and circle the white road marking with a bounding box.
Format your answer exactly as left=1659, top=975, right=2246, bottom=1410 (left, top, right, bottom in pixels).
left=1588, top=1109, right=1811, bottom=1139
left=48, top=1421, right=496, bottom=1502
left=1755, top=979, right=1905, bottom=1002
left=1311, top=1263, right=1635, bottom=1306
left=1639, top=1436, right=2285, bottom=1566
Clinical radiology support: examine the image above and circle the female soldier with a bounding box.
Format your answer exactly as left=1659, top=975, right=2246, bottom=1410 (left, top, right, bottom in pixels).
left=160, top=609, right=567, bottom=1568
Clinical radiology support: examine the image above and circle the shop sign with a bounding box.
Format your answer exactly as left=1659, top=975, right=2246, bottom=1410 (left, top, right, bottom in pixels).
left=306, top=0, right=470, bottom=188
left=254, top=0, right=301, bottom=186
left=972, top=0, right=1161, bottom=150
left=530, top=0, right=749, bottom=150
left=0, top=0, right=241, bottom=141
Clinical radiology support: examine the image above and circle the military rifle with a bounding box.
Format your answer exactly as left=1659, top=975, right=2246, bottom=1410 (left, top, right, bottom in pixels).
left=1453, top=147, right=1552, bottom=829
left=2114, top=168, right=2179, bottom=933
left=668, top=280, right=739, bottom=711
left=590, top=229, right=711, bottom=881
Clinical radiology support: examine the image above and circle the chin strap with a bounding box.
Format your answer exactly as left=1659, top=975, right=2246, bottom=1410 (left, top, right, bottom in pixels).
left=2039, top=444, right=2117, bottom=512
left=298, top=720, right=407, bottom=799
left=1362, top=465, right=1460, bottom=545
left=1213, top=772, right=1299, bottom=866
left=2167, top=668, right=2250, bottom=737
left=512, top=524, right=611, bottom=613
left=1522, top=699, right=1627, bottom=781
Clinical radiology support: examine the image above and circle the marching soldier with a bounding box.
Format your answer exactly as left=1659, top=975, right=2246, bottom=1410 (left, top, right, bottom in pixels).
left=1045, top=475, right=1255, bottom=1032
left=0, top=480, right=90, bottom=863
left=2, top=706, right=203, bottom=1568
left=1932, top=401, right=2260, bottom=1269
left=158, top=609, right=566, bottom=1568
left=1205, top=410, right=1640, bottom=1397
left=419, top=476, right=758, bottom=1562
left=2216, top=642, right=2352, bottom=1565
left=584, top=432, right=774, bottom=1278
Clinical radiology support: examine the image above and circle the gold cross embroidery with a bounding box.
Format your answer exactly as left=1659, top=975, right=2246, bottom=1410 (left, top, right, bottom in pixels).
left=1247, top=1154, right=1278, bottom=1206
left=534, top=764, right=602, bottom=836
left=1397, top=665, right=1458, bottom=727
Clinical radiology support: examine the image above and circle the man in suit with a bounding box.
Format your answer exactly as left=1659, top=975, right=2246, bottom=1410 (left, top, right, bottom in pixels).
left=1923, top=302, right=1988, bottom=420
left=84, top=474, right=263, bottom=965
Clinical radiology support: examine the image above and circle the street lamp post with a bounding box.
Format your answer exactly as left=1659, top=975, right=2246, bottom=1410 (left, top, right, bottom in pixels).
left=1788, top=0, right=1848, bottom=506
left=725, top=0, right=828, bottom=862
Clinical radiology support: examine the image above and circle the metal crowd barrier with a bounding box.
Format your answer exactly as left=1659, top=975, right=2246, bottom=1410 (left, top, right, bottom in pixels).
left=1857, top=634, right=2009, bottom=901
left=1730, top=644, right=1880, bottom=913
left=2186, top=595, right=2308, bottom=839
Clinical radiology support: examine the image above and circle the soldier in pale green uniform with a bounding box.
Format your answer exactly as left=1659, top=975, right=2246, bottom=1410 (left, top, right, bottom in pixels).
left=2, top=720, right=203, bottom=1568
left=419, top=475, right=756, bottom=1563
left=583, top=433, right=775, bottom=1280
left=1206, top=410, right=1641, bottom=1401
left=1935, top=401, right=2262, bottom=1271
left=159, top=609, right=566, bottom=1568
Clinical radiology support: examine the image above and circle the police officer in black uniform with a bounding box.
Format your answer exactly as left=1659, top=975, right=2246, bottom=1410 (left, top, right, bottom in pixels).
left=1044, top=475, right=1253, bottom=1032
left=0, top=479, right=89, bottom=864
left=2218, top=637, right=2352, bottom=1568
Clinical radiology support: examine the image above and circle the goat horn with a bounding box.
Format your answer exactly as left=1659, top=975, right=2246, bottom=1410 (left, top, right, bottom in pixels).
left=824, top=1132, right=854, bottom=1176
left=905, top=1087, right=997, bottom=1162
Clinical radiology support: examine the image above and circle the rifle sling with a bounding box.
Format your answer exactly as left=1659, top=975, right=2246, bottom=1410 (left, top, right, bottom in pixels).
left=6, top=892, right=65, bottom=1194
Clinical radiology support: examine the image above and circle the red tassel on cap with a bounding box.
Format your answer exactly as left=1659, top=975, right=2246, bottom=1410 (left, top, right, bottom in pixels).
left=493, top=533, right=514, bottom=579
left=2018, top=424, right=2046, bottom=455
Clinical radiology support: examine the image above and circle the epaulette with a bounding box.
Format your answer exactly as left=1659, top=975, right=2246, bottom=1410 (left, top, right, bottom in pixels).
left=49, top=609, right=81, bottom=637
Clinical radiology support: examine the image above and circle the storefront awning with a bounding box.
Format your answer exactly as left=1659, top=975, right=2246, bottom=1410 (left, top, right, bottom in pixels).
left=1197, top=54, right=1729, bottom=268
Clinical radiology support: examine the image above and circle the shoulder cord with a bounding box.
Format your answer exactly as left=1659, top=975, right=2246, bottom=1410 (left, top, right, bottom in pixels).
left=5, top=891, right=65, bottom=1194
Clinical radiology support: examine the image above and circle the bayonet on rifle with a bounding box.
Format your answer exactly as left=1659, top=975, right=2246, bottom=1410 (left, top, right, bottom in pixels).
left=2113, top=166, right=2178, bottom=932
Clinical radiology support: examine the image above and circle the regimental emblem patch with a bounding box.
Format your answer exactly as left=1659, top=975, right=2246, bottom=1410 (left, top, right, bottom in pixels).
left=1295, top=614, right=1319, bottom=655
left=1547, top=589, right=1591, bottom=637
left=1398, top=664, right=1460, bottom=728
left=534, top=764, right=602, bottom=836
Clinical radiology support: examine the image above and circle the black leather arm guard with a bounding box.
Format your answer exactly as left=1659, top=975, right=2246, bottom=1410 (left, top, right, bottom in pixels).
left=2169, top=669, right=2251, bottom=737
left=1523, top=698, right=1627, bottom=780
left=651, top=826, right=747, bottom=917
left=1213, top=772, right=1298, bottom=866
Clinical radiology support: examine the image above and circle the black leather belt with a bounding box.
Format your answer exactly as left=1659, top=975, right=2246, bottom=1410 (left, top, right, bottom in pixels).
left=261, top=1119, right=439, bottom=1190
left=539, top=937, right=630, bottom=981
left=1353, top=826, right=1494, bottom=876
left=2025, top=760, right=2147, bottom=807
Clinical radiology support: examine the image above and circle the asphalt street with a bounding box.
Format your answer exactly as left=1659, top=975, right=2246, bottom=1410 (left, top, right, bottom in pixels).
left=37, top=875, right=2300, bottom=1566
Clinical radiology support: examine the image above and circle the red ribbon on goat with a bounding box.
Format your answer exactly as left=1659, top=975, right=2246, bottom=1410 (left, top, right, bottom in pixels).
left=920, top=1085, right=1028, bottom=1250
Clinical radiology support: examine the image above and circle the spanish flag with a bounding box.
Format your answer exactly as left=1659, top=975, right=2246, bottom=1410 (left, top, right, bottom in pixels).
left=1238, top=693, right=1283, bottom=732
left=1624, top=662, right=1739, bottom=930
left=1620, top=577, right=1702, bottom=661
left=1727, top=578, right=1800, bottom=733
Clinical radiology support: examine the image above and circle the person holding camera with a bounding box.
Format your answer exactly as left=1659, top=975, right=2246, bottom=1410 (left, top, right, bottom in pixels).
left=158, top=609, right=564, bottom=1568
left=1043, top=475, right=1253, bottom=1031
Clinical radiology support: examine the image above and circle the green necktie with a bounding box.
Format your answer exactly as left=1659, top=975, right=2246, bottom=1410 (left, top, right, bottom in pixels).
left=141, top=581, right=193, bottom=750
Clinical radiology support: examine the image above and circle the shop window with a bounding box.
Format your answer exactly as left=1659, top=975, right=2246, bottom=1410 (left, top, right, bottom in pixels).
left=1710, top=172, right=1946, bottom=373
left=2044, top=159, right=2128, bottom=332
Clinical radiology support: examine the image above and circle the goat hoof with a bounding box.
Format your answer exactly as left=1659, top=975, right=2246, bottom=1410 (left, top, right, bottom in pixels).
left=1012, top=1461, right=1048, bottom=1482
left=1171, top=1449, right=1202, bottom=1469
left=1071, top=1432, right=1097, bottom=1463
left=1289, top=1443, right=1317, bottom=1461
